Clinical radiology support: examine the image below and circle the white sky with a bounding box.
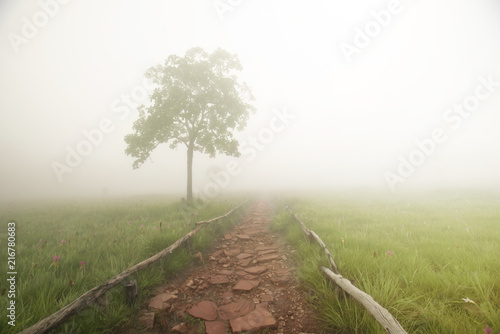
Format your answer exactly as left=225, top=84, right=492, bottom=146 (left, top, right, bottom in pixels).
left=1, top=0, right=500, bottom=200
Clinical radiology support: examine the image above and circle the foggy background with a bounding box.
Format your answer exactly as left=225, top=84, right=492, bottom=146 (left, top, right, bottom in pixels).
left=1, top=0, right=500, bottom=201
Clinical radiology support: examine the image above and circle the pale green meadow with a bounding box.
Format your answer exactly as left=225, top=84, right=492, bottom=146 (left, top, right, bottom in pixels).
left=272, top=190, right=500, bottom=334
left=0, top=195, right=246, bottom=333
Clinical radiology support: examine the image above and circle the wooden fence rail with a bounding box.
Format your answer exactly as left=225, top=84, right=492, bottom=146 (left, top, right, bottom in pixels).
left=19, top=200, right=248, bottom=334
left=285, top=205, right=407, bottom=334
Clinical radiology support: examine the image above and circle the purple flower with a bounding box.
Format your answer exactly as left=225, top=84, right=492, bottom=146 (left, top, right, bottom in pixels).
left=60, top=239, right=66, bottom=245
left=484, top=325, right=492, bottom=334
left=80, top=261, right=86, bottom=268
left=387, top=250, right=393, bottom=257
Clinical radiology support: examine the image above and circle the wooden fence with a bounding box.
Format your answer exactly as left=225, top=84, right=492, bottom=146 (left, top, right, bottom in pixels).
left=285, top=205, right=407, bottom=334
left=19, top=200, right=248, bottom=334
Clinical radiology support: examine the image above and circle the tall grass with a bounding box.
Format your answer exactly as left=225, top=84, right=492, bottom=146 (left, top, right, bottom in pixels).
left=272, top=190, right=500, bottom=333
left=0, top=195, right=247, bottom=333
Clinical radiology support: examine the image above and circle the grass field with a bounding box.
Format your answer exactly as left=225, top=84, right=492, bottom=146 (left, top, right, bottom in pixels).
left=272, top=190, right=500, bottom=334
left=0, top=195, right=247, bottom=333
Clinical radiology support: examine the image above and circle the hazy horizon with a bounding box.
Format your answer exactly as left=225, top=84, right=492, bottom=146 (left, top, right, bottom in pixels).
left=2, top=1, right=500, bottom=201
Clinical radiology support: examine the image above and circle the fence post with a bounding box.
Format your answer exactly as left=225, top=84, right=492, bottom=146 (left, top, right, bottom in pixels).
left=124, top=279, right=138, bottom=306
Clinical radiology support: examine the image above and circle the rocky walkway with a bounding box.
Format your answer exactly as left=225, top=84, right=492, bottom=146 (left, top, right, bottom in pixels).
left=128, top=201, right=321, bottom=334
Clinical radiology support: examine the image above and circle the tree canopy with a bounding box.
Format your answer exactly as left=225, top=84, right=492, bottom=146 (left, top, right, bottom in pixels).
left=125, top=47, right=255, bottom=200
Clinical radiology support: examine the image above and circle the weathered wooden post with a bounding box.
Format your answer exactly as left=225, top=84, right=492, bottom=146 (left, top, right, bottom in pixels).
left=124, top=279, right=138, bottom=306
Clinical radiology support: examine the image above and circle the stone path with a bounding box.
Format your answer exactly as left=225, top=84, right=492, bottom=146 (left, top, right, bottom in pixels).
left=126, top=201, right=320, bottom=334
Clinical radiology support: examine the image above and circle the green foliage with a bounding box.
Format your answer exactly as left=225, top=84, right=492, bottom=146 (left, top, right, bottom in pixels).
left=273, top=190, right=500, bottom=333
left=124, top=47, right=255, bottom=168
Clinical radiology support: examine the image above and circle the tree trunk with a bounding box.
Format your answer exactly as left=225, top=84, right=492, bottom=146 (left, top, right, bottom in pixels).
left=186, top=142, right=194, bottom=202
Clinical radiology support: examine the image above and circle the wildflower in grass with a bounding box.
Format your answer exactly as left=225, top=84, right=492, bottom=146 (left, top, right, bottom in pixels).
left=52, top=255, right=61, bottom=267
left=60, top=239, right=66, bottom=246
left=68, top=280, right=74, bottom=287
left=466, top=227, right=470, bottom=233
left=462, top=297, right=477, bottom=305
left=387, top=250, right=393, bottom=257
left=79, top=261, right=86, bottom=269
left=340, top=238, right=345, bottom=247
left=484, top=325, right=492, bottom=334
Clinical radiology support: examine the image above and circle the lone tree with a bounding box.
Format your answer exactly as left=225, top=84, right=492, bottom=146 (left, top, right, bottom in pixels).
left=125, top=47, right=255, bottom=201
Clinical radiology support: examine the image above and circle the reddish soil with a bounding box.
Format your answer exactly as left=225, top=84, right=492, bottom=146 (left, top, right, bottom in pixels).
left=121, top=201, right=322, bottom=334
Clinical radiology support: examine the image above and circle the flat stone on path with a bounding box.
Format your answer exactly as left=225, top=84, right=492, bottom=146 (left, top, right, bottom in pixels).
left=138, top=312, right=155, bottom=329
left=211, top=250, right=223, bottom=258
left=217, top=299, right=255, bottom=320
left=238, top=258, right=252, bottom=267
left=244, top=266, right=268, bottom=275
left=205, top=321, right=225, bottom=334
left=256, top=254, right=279, bottom=263
left=237, top=253, right=253, bottom=260
left=229, top=306, right=277, bottom=333
left=261, top=294, right=273, bottom=302
left=255, top=246, right=277, bottom=251
left=172, top=323, right=188, bottom=333
left=148, top=292, right=176, bottom=310
left=210, top=275, right=229, bottom=284
left=224, top=249, right=240, bottom=256
left=233, top=280, right=260, bottom=291
left=219, top=270, right=233, bottom=275
left=188, top=300, right=218, bottom=321
left=271, top=275, right=290, bottom=285
left=258, top=249, right=277, bottom=256
left=236, top=234, right=251, bottom=240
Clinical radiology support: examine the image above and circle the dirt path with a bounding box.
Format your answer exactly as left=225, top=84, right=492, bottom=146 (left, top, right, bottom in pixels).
left=127, top=201, right=321, bottom=334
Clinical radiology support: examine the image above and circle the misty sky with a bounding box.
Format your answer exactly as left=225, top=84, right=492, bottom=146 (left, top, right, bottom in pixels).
left=1, top=0, right=500, bottom=200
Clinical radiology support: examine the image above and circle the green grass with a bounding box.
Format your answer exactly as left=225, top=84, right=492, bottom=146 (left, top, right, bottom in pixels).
left=0, top=195, right=248, bottom=333
left=271, top=190, right=500, bottom=334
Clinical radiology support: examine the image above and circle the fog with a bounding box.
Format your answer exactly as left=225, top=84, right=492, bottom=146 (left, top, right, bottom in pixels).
left=1, top=0, right=500, bottom=201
